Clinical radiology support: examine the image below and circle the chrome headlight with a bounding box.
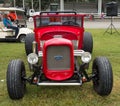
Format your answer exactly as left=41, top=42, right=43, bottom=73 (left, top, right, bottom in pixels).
left=81, top=52, right=91, bottom=63
left=27, top=53, right=38, bottom=65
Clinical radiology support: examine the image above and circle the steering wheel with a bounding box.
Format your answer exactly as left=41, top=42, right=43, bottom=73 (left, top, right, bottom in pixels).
left=63, top=21, right=79, bottom=26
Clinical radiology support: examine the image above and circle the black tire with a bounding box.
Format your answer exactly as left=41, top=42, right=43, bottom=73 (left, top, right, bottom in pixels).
left=25, top=33, right=34, bottom=55
left=19, top=34, right=26, bottom=43
left=92, top=57, right=113, bottom=96
left=82, top=32, right=93, bottom=53
left=7, top=59, right=26, bottom=99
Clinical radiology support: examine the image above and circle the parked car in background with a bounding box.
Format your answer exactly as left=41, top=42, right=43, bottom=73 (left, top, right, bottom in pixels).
left=0, top=7, right=33, bottom=42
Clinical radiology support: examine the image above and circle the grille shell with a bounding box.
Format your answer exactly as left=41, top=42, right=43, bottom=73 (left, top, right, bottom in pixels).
left=43, top=38, right=74, bottom=81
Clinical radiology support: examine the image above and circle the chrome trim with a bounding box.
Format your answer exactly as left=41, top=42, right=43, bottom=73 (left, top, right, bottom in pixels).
left=74, top=50, right=84, bottom=56
left=32, top=41, right=37, bottom=53
left=38, top=50, right=90, bottom=57
left=37, top=82, right=82, bottom=86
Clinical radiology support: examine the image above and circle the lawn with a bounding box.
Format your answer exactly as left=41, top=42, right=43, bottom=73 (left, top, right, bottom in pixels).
left=0, top=29, right=120, bottom=106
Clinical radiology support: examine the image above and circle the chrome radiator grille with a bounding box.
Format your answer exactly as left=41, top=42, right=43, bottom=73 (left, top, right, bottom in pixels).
left=47, top=46, right=71, bottom=70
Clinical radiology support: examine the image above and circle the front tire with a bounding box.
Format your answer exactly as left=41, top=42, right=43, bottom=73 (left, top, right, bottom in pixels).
left=92, top=57, right=113, bottom=96
left=7, top=59, right=26, bottom=99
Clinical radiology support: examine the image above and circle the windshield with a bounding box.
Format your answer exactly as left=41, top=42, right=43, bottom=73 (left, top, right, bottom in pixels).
left=34, top=12, right=85, bottom=28
left=16, top=11, right=26, bottom=19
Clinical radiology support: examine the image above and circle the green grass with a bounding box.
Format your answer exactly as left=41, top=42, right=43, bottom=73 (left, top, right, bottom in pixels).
left=0, top=29, right=120, bottom=106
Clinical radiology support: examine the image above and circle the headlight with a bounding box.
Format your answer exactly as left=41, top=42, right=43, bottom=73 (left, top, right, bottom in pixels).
left=81, top=52, right=91, bottom=63
left=27, top=53, right=38, bottom=65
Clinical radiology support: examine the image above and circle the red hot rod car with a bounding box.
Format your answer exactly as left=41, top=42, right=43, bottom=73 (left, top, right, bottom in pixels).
left=6, top=11, right=113, bottom=99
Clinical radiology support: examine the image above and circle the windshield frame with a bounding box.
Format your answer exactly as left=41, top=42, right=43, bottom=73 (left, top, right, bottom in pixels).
left=33, top=11, right=86, bottom=28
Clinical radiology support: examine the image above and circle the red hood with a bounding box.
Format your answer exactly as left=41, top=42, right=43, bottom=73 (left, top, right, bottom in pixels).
left=34, top=25, right=84, bottom=40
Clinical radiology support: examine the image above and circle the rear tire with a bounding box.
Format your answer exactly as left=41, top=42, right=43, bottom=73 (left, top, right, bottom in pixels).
left=92, top=57, right=113, bottom=96
left=82, top=32, right=93, bottom=53
left=7, top=59, right=26, bottom=99
left=25, top=33, right=34, bottom=55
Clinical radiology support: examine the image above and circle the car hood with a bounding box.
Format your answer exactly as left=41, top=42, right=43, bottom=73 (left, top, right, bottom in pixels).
left=34, top=26, right=84, bottom=40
